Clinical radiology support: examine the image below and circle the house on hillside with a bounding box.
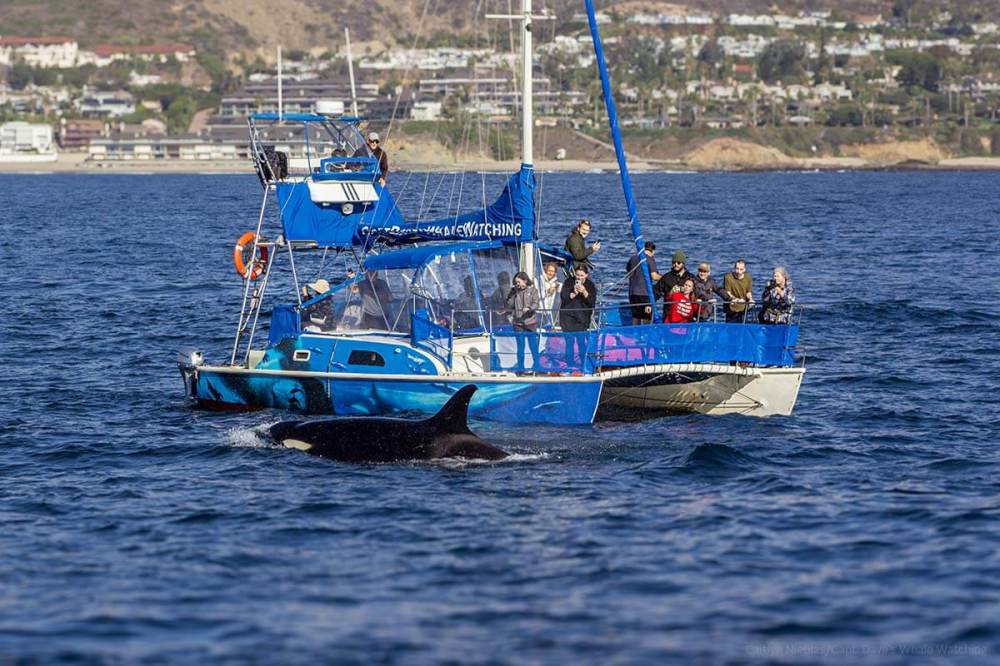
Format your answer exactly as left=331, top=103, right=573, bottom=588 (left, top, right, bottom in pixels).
left=0, top=36, right=79, bottom=68
left=80, top=44, right=196, bottom=67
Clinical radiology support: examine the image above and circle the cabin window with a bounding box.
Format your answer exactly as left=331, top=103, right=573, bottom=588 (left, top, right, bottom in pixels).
left=348, top=350, right=386, bottom=367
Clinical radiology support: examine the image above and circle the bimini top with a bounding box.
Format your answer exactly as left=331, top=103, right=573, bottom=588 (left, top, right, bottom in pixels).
left=363, top=240, right=573, bottom=272
left=363, top=241, right=504, bottom=271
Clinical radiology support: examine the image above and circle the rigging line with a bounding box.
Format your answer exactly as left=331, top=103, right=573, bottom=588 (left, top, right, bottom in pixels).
left=384, top=0, right=436, bottom=143
left=421, top=171, right=448, bottom=220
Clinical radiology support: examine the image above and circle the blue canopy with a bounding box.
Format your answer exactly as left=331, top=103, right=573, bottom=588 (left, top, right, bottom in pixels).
left=276, top=181, right=405, bottom=248
left=276, top=164, right=536, bottom=249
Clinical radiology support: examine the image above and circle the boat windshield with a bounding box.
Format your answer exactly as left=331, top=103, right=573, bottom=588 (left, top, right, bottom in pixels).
left=300, top=245, right=522, bottom=335
left=319, top=119, right=368, bottom=160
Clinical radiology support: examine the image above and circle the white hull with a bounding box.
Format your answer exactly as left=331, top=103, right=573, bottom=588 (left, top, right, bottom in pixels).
left=599, top=364, right=805, bottom=417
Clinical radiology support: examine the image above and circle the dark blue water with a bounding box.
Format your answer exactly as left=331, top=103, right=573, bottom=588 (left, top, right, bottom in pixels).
left=2, top=171, right=999, bottom=664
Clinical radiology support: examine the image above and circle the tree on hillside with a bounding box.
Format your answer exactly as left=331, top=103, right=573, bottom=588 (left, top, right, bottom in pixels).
left=757, top=40, right=806, bottom=84
left=889, top=51, right=942, bottom=92
left=166, top=95, right=197, bottom=134
left=892, top=0, right=918, bottom=28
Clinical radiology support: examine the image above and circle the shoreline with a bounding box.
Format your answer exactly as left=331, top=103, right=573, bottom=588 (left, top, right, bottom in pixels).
left=2, top=153, right=1000, bottom=174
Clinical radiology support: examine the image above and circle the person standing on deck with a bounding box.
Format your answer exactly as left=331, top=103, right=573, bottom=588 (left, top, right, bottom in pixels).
left=559, top=265, right=597, bottom=370
left=539, top=262, right=562, bottom=327
left=564, top=219, right=601, bottom=271
left=723, top=259, right=754, bottom=323
left=759, top=266, right=796, bottom=324
left=626, top=241, right=661, bottom=324
left=366, top=132, right=389, bottom=186
left=654, top=250, right=692, bottom=322
left=692, top=262, right=728, bottom=322
left=505, top=272, right=542, bottom=372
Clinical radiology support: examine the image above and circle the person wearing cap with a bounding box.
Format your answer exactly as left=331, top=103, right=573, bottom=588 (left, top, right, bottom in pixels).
left=691, top=262, right=728, bottom=322
left=564, top=219, right=601, bottom=271
left=654, top=250, right=693, bottom=322
left=625, top=241, right=661, bottom=324
left=366, top=131, right=389, bottom=186
left=723, top=259, right=754, bottom=323
left=301, top=279, right=332, bottom=331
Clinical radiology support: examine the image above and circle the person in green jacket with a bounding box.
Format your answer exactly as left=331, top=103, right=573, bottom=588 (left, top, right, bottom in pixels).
left=723, top=259, right=754, bottom=323
left=564, top=219, right=601, bottom=270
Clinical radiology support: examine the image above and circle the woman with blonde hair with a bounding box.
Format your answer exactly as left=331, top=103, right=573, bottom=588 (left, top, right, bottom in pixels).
left=759, top=266, right=796, bottom=324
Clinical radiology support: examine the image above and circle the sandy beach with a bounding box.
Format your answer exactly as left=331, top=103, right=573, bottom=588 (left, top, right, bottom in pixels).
left=3, top=151, right=999, bottom=174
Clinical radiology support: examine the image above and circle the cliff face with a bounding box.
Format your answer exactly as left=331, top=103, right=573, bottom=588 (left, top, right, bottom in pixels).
left=683, top=138, right=796, bottom=169
left=839, top=139, right=949, bottom=166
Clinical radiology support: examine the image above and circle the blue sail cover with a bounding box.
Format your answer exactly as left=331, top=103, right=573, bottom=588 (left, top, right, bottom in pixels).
left=358, top=164, right=536, bottom=245
left=275, top=181, right=406, bottom=248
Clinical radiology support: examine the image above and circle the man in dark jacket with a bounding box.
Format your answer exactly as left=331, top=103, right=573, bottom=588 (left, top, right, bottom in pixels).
left=564, top=219, right=601, bottom=270
left=654, top=250, right=693, bottom=322
left=692, top=262, right=728, bottom=322
left=625, top=241, right=661, bottom=324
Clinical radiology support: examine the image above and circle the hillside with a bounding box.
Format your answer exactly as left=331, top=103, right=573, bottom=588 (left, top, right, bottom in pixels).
left=6, top=0, right=994, bottom=59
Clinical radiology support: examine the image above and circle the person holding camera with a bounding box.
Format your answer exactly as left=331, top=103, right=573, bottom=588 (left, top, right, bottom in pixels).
left=759, top=266, right=796, bottom=324
left=505, top=271, right=541, bottom=372
left=559, top=265, right=598, bottom=370
left=564, top=219, right=601, bottom=270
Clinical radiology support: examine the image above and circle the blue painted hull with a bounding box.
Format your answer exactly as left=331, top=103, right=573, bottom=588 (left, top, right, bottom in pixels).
left=188, top=368, right=603, bottom=425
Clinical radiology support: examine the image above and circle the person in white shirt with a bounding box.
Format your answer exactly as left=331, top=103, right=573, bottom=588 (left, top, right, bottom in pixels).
left=539, top=262, right=562, bottom=328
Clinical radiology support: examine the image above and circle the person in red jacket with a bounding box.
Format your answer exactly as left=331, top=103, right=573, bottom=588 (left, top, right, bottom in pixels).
left=666, top=277, right=697, bottom=323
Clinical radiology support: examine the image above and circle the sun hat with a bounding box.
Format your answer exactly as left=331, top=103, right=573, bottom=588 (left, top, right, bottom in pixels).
left=306, top=278, right=330, bottom=295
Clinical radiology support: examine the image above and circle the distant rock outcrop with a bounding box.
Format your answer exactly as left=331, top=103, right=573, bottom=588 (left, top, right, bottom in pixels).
left=683, top=138, right=795, bottom=170
left=840, top=139, right=948, bottom=166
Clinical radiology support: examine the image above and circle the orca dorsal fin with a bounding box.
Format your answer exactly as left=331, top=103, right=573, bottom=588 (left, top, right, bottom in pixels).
left=427, top=385, right=477, bottom=433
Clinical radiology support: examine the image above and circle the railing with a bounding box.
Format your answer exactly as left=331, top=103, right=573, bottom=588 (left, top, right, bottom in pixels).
left=458, top=301, right=801, bottom=374
left=284, top=297, right=801, bottom=375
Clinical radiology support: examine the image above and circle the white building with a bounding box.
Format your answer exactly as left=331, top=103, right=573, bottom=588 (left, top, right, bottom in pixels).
left=410, top=101, right=443, bottom=121
left=0, top=121, right=55, bottom=154
left=0, top=36, right=79, bottom=68
left=76, top=89, right=136, bottom=118
left=79, top=43, right=196, bottom=67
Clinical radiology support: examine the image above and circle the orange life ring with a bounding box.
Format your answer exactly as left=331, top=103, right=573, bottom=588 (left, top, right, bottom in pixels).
left=233, top=231, right=269, bottom=280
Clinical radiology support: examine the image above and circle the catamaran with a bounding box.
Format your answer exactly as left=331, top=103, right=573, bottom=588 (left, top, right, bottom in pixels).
left=177, top=0, right=804, bottom=424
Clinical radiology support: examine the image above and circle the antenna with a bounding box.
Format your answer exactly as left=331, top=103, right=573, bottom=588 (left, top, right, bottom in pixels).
left=345, top=28, right=359, bottom=117
left=277, top=45, right=283, bottom=120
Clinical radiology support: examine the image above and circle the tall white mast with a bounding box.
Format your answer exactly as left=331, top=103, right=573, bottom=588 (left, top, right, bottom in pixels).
left=345, top=28, right=359, bottom=117
left=521, top=0, right=533, bottom=168
left=488, top=2, right=551, bottom=277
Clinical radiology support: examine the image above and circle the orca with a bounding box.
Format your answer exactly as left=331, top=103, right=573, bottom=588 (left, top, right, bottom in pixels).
left=266, top=385, right=508, bottom=463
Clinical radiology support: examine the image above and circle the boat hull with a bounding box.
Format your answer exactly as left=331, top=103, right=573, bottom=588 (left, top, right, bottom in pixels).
left=182, top=365, right=604, bottom=425
left=598, top=364, right=805, bottom=417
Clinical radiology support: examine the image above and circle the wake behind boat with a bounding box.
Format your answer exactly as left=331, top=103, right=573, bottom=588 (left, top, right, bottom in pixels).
left=178, top=1, right=804, bottom=424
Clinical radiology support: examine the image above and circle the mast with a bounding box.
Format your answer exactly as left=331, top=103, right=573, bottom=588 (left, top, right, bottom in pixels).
left=345, top=28, right=359, bottom=117
left=584, top=0, right=656, bottom=313
left=518, top=0, right=535, bottom=278
left=487, top=1, right=552, bottom=279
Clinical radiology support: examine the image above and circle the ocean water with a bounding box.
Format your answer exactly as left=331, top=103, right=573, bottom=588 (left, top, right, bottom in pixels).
left=1, top=171, right=998, bottom=664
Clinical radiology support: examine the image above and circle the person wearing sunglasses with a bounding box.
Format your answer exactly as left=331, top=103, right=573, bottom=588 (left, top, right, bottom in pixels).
left=654, top=250, right=692, bottom=322
left=365, top=131, right=389, bottom=186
